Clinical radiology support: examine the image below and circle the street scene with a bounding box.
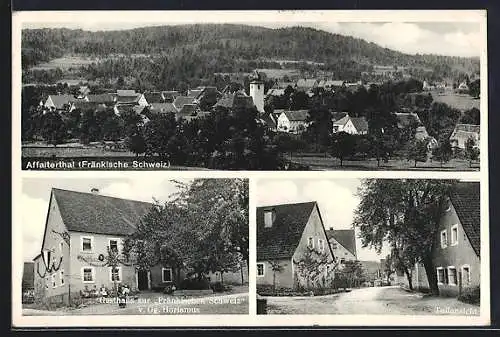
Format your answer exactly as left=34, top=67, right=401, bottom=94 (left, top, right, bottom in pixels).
left=20, top=177, right=249, bottom=315
left=256, top=178, right=480, bottom=315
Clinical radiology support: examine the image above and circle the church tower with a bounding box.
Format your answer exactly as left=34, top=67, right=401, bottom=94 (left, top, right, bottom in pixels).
left=249, top=70, right=265, bottom=113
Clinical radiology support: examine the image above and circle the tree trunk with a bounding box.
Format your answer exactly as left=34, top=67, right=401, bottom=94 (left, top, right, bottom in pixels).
left=240, top=267, right=244, bottom=285
left=377, top=158, right=380, bottom=167
left=340, top=158, right=343, bottom=167
left=414, top=160, right=417, bottom=168
left=273, top=272, right=276, bottom=295
left=422, top=253, right=440, bottom=296
left=404, top=268, right=413, bottom=290
left=221, top=272, right=224, bottom=285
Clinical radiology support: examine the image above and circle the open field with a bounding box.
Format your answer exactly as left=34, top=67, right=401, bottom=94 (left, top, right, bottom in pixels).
left=257, top=68, right=300, bottom=79
left=30, top=56, right=96, bottom=71
left=286, top=153, right=480, bottom=171
left=432, top=93, right=480, bottom=111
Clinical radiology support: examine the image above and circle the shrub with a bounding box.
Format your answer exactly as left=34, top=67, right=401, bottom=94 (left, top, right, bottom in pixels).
left=211, top=282, right=231, bottom=293
left=458, top=286, right=480, bottom=305
left=163, top=283, right=175, bottom=294
left=179, top=277, right=211, bottom=290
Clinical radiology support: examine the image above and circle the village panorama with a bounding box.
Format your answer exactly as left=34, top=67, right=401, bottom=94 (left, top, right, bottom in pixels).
left=21, top=23, right=481, bottom=171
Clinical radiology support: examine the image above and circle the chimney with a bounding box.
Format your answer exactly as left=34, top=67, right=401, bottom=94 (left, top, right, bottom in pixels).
left=264, top=209, right=275, bottom=228
left=90, top=188, right=100, bottom=194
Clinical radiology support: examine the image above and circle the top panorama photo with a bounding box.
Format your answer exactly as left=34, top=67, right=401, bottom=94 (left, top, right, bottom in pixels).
left=19, top=18, right=482, bottom=171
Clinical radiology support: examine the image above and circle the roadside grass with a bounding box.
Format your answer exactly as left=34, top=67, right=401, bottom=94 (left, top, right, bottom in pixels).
left=433, top=93, right=480, bottom=111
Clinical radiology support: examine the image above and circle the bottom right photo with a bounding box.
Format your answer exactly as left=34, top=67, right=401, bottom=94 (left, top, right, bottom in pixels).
left=255, top=178, right=481, bottom=316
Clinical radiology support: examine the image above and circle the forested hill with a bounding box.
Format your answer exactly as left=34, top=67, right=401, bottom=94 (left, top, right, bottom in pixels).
left=22, top=24, right=478, bottom=72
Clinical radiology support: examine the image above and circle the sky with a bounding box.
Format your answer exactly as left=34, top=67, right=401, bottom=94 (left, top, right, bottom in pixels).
left=255, top=178, right=391, bottom=262
left=22, top=20, right=481, bottom=58
left=20, top=178, right=192, bottom=262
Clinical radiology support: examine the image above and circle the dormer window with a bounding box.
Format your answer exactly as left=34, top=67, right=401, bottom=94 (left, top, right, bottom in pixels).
left=264, top=210, right=274, bottom=228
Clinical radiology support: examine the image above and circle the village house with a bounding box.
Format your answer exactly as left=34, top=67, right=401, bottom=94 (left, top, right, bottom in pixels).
left=86, top=93, right=117, bottom=106
left=144, top=91, right=166, bottom=104
left=332, top=115, right=369, bottom=135
left=114, top=90, right=149, bottom=107
left=295, top=79, right=318, bottom=93
left=44, top=95, right=77, bottom=112
left=449, top=124, right=480, bottom=150
left=325, top=228, right=357, bottom=267
left=32, top=188, right=185, bottom=305
left=394, top=182, right=480, bottom=297
left=395, top=112, right=437, bottom=149
left=214, top=91, right=256, bottom=111
left=173, top=96, right=197, bottom=111
left=257, top=202, right=336, bottom=290
left=276, top=109, right=310, bottom=134
left=457, top=81, right=470, bottom=94
left=161, top=90, right=179, bottom=103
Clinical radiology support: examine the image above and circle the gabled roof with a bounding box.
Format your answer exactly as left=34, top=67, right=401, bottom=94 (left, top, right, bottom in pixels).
left=257, top=201, right=317, bottom=260
left=116, top=94, right=142, bottom=104
left=177, top=104, right=197, bottom=118
left=350, top=117, right=369, bottom=133
left=453, top=124, right=480, bottom=134
left=72, top=101, right=107, bottom=112
left=187, top=89, right=204, bottom=98
left=86, top=94, right=116, bottom=104
left=52, top=188, right=153, bottom=236
left=116, top=90, right=137, bottom=96
left=150, top=102, right=178, bottom=114
left=450, top=182, right=480, bottom=257
left=325, top=229, right=357, bottom=258
left=214, top=92, right=255, bottom=110
left=281, top=110, right=309, bottom=122
left=296, top=79, right=318, bottom=90
left=144, top=92, right=165, bottom=104
left=46, top=95, right=76, bottom=109
left=173, top=96, right=196, bottom=110
left=333, top=115, right=350, bottom=126
left=261, top=113, right=277, bottom=128
left=266, top=88, right=285, bottom=97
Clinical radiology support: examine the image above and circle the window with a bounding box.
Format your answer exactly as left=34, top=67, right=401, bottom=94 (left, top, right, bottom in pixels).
left=82, top=267, right=95, bottom=283
left=81, top=236, right=93, bottom=252
left=318, top=239, right=325, bottom=253
left=51, top=247, right=56, bottom=263
left=462, top=265, right=471, bottom=286
left=60, top=269, right=65, bottom=286
left=51, top=274, right=57, bottom=288
left=264, top=211, right=274, bottom=228
left=448, top=266, right=457, bottom=286
left=59, top=241, right=64, bottom=254
left=440, top=230, right=448, bottom=248
left=307, top=237, right=314, bottom=249
left=450, top=225, right=459, bottom=246
left=437, top=267, right=445, bottom=284
left=340, top=258, right=346, bottom=265
left=257, top=263, right=265, bottom=277
left=162, top=268, right=172, bottom=282
left=45, top=277, right=49, bottom=289
left=109, top=267, right=122, bottom=283
left=109, top=239, right=119, bottom=253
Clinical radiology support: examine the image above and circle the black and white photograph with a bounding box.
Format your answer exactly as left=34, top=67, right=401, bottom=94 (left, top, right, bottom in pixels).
left=16, top=11, right=484, bottom=171
left=256, top=178, right=483, bottom=316
left=18, top=177, right=249, bottom=316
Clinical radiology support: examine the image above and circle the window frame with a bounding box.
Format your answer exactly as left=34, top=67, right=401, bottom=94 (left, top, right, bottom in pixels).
left=440, top=229, right=448, bottom=248
left=436, top=267, right=445, bottom=284
left=318, top=238, right=325, bottom=253
left=461, top=264, right=471, bottom=286
left=60, top=269, right=65, bottom=286
left=80, top=236, right=94, bottom=253
left=257, top=263, right=265, bottom=277
left=109, top=266, right=122, bottom=283
left=307, top=236, right=314, bottom=249
left=59, top=241, right=64, bottom=254
left=82, top=267, right=96, bottom=283
left=450, top=224, right=459, bottom=246
left=108, top=238, right=120, bottom=253
left=264, top=211, right=273, bottom=228
left=51, top=273, right=57, bottom=288
left=161, top=267, right=173, bottom=283
left=447, top=266, right=457, bottom=286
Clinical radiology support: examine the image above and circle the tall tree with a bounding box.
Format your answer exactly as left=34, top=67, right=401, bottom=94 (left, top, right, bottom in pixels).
left=354, top=179, right=457, bottom=296
left=40, top=111, right=67, bottom=146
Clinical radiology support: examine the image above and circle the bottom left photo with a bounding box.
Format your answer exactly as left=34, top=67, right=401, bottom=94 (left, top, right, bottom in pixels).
left=18, top=177, right=249, bottom=316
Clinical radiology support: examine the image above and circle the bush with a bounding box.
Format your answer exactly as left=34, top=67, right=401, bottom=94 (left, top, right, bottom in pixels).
left=458, top=286, right=480, bottom=305
left=179, top=277, right=211, bottom=290
left=211, top=282, right=232, bottom=293
left=163, top=283, right=175, bottom=294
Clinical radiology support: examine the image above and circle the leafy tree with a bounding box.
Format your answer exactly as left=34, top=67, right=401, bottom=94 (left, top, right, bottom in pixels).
left=330, top=131, right=356, bottom=167
left=460, top=108, right=480, bottom=125
left=432, top=141, right=452, bottom=167
left=304, top=106, right=332, bottom=152
left=406, top=139, right=429, bottom=167
left=354, top=179, right=457, bottom=295
left=40, top=111, right=67, bottom=146
left=126, top=132, right=146, bottom=156
left=143, top=113, right=178, bottom=160
left=465, top=137, right=480, bottom=167
left=469, top=79, right=480, bottom=98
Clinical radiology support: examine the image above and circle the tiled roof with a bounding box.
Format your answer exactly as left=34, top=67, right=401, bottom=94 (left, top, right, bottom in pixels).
left=215, top=92, right=255, bottom=110
left=296, top=79, right=318, bottom=89
left=86, top=94, right=116, bottom=104
left=177, top=104, right=197, bottom=118
left=173, top=96, right=196, bottom=110
left=257, top=201, right=316, bottom=261
left=454, top=124, right=480, bottom=134
left=350, top=117, right=369, bottom=133
left=266, top=88, right=285, bottom=97
left=333, top=115, right=349, bottom=126
left=117, top=90, right=137, bottom=96
left=72, top=101, right=107, bottom=112
left=325, top=229, right=357, bottom=258
left=46, top=95, right=76, bottom=109
left=116, top=94, right=141, bottom=104
left=150, top=102, right=178, bottom=114
left=283, top=110, right=309, bottom=122
left=450, top=182, right=480, bottom=257
left=52, top=188, right=153, bottom=236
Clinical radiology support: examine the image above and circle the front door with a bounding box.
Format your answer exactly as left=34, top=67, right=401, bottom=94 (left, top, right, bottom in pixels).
left=137, top=270, right=149, bottom=291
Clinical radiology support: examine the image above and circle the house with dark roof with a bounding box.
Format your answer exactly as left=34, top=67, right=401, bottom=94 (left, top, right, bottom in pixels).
left=325, top=228, right=357, bottom=266
left=144, top=91, right=165, bottom=104
left=396, top=182, right=480, bottom=297
left=32, top=188, right=186, bottom=305
left=332, top=115, right=368, bottom=135
left=276, top=109, right=310, bottom=134
left=214, top=92, right=256, bottom=111
left=449, top=124, right=480, bottom=150
left=257, top=202, right=336, bottom=290
left=44, top=95, right=77, bottom=112
left=173, top=96, right=197, bottom=111
left=86, top=94, right=116, bottom=106
left=115, top=90, right=148, bottom=106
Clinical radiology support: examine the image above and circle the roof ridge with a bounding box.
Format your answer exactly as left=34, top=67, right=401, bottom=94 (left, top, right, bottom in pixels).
left=257, top=201, right=317, bottom=208
left=52, top=188, right=153, bottom=206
